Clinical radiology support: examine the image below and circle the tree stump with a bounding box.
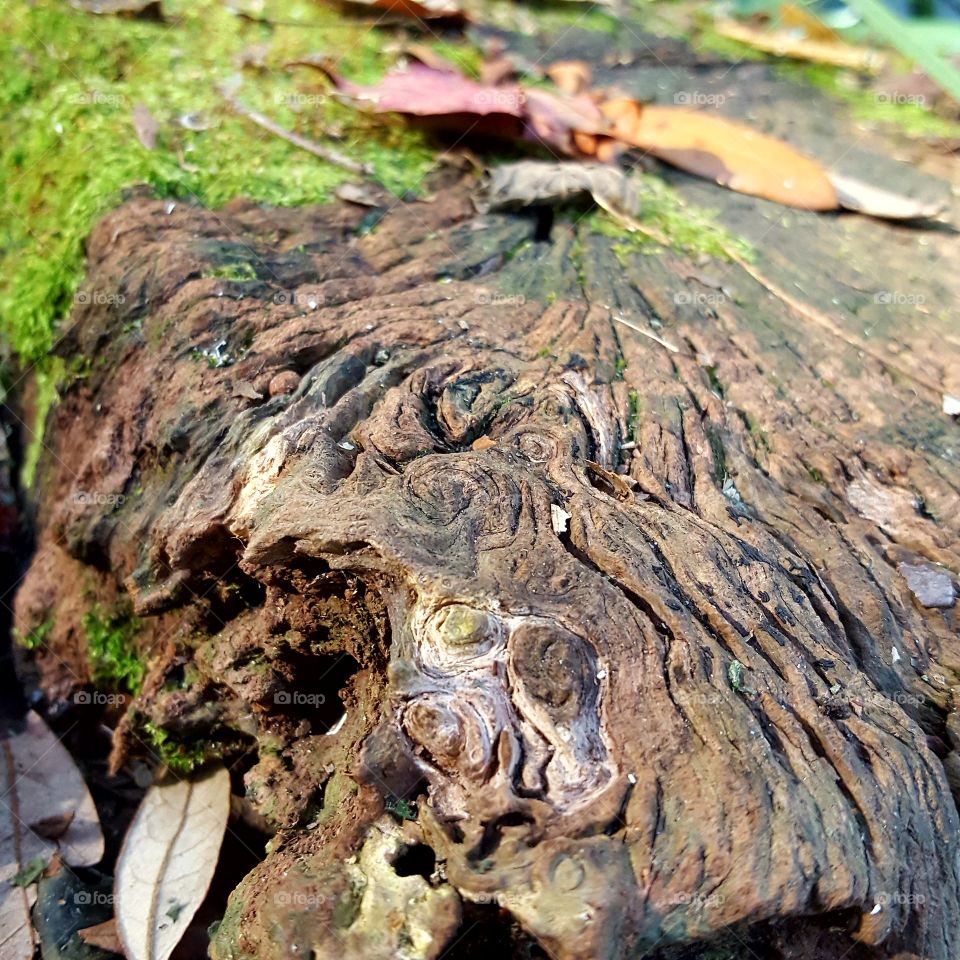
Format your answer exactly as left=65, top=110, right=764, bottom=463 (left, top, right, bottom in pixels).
left=13, top=31, right=960, bottom=960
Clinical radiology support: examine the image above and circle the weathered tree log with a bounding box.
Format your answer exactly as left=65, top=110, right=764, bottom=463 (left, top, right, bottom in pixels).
left=13, top=32, right=960, bottom=960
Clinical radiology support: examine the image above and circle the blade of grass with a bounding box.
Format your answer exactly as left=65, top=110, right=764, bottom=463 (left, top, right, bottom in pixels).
left=844, top=0, right=960, bottom=100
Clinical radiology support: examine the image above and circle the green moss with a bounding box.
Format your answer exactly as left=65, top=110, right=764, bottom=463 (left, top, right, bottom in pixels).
left=205, top=262, right=259, bottom=282
left=83, top=604, right=145, bottom=693
left=142, top=721, right=208, bottom=773
left=790, top=62, right=960, bottom=139
left=14, top=618, right=52, bottom=652
left=0, top=0, right=439, bottom=376
left=590, top=175, right=755, bottom=262
left=20, top=363, right=62, bottom=491
left=385, top=795, right=418, bottom=821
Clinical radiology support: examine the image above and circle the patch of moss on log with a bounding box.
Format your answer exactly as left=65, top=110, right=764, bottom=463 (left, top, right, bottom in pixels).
left=0, top=0, right=451, bottom=482
left=83, top=603, right=145, bottom=693
left=589, top=174, right=755, bottom=262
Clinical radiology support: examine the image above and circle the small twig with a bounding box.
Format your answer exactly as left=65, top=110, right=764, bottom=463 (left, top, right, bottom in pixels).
left=219, top=86, right=371, bottom=177
left=611, top=313, right=680, bottom=353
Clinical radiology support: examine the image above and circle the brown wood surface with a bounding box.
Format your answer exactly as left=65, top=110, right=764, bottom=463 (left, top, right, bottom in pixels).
left=13, top=25, right=960, bottom=960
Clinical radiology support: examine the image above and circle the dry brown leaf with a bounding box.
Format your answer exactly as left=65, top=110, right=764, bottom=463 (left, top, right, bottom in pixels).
left=480, top=160, right=639, bottom=218
left=77, top=917, right=125, bottom=955
left=335, top=182, right=383, bottom=206
left=29, top=812, right=75, bottom=842
left=546, top=60, right=593, bottom=95
left=0, top=849, right=47, bottom=959
left=601, top=100, right=838, bottom=210
left=585, top=460, right=635, bottom=500
left=1, top=711, right=104, bottom=960
left=116, top=764, right=230, bottom=960
left=132, top=103, right=160, bottom=150
left=780, top=3, right=841, bottom=42
left=828, top=172, right=946, bottom=220
left=2, top=711, right=104, bottom=868
left=471, top=435, right=498, bottom=450
left=713, top=18, right=886, bottom=71
left=571, top=130, right=626, bottom=163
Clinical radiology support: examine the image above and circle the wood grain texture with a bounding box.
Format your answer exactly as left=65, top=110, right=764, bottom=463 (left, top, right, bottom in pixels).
left=12, top=33, right=960, bottom=959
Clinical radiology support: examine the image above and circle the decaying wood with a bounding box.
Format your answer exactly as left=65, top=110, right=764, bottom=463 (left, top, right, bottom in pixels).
left=12, top=33, right=960, bottom=960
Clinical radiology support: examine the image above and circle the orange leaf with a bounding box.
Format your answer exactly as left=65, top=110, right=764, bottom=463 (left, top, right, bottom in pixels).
left=546, top=60, right=592, bottom=95
left=600, top=100, right=838, bottom=210
left=713, top=18, right=885, bottom=71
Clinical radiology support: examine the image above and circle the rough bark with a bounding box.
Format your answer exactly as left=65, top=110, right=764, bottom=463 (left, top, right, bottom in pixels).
left=12, top=32, right=960, bottom=960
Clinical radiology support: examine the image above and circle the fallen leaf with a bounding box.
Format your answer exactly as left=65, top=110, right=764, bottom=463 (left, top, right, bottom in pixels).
left=780, top=3, right=843, bottom=42
left=713, top=17, right=886, bottom=71
left=585, top=460, right=635, bottom=500
left=1, top=709, right=105, bottom=960
left=335, top=182, right=383, bottom=206
left=601, top=100, right=838, bottom=210
left=116, top=764, right=230, bottom=960
left=29, top=812, right=75, bottom=842
left=480, top=160, right=639, bottom=218
left=132, top=103, right=160, bottom=150
left=828, top=172, right=946, bottom=220
left=523, top=87, right=605, bottom=154
left=338, top=65, right=603, bottom=153
left=1, top=711, right=104, bottom=868
left=546, top=60, right=592, bottom=95
left=471, top=435, right=497, bottom=450
left=341, top=63, right=526, bottom=123
left=77, top=918, right=124, bottom=954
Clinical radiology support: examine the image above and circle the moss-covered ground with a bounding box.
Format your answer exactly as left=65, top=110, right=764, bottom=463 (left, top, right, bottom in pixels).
left=0, top=0, right=447, bottom=372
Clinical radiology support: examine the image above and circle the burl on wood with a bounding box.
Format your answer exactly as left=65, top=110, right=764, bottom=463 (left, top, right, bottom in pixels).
left=14, top=168, right=960, bottom=959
